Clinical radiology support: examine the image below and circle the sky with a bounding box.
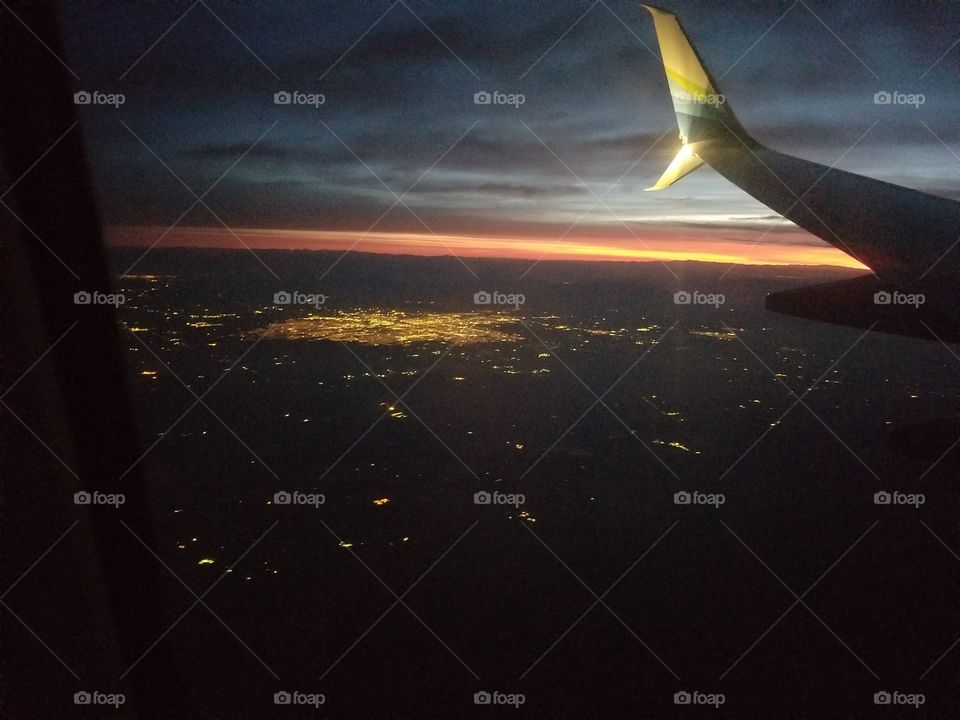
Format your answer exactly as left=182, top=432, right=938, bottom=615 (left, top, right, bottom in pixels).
left=59, top=0, right=960, bottom=268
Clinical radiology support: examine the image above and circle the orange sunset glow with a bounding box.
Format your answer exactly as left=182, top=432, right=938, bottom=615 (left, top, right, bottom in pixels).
left=106, top=225, right=868, bottom=269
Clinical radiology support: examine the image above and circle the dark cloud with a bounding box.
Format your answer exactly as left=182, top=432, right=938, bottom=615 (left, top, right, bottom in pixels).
left=60, top=0, right=960, bottom=239
left=183, top=140, right=353, bottom=166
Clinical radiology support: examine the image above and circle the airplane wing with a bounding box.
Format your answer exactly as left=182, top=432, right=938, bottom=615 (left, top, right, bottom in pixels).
left=766, top=274, right=959, bottom=341
left=642, top=4, right=960, bottom=336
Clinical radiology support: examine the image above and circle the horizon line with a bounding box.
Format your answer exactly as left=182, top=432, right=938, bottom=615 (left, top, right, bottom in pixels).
left=104, top=225, right=870, bottom=270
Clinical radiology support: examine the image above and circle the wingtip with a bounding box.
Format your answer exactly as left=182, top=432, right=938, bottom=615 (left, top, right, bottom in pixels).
left=640, top=4, right=673, bottom=17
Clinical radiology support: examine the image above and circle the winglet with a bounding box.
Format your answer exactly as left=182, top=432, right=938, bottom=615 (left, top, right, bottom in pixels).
left=645, top=142, right=705, bottom=191
left=642, top=4, right=751, bottom=150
